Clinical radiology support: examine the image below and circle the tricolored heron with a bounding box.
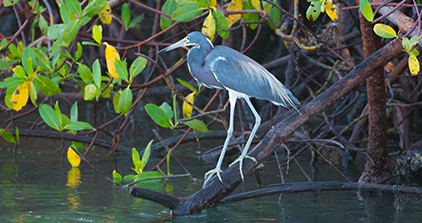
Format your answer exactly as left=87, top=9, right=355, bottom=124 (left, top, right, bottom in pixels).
left=157, top=31, right=300, bottom=187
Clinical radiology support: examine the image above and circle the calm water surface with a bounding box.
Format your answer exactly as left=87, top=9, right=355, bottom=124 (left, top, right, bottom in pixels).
left=1, top=136, right=422, bottom=223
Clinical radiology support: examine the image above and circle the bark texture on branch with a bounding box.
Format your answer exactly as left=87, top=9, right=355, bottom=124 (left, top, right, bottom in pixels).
left=357, top=0, right=390, bottom=184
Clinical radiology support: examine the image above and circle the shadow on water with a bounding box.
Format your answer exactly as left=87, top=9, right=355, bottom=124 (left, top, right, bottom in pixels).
left=1, top=136, right=422, bottom=223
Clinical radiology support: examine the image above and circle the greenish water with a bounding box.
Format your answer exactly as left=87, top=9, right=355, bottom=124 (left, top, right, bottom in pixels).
left=1, top=137, right=422, bottom=222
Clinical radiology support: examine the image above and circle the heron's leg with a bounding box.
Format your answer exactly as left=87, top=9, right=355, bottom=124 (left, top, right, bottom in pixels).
left=229, top=97, right=260, bottom=181
left=203, top=94, right=237, bottom=188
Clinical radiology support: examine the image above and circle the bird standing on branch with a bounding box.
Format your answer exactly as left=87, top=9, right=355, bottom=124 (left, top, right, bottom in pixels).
left=157, top=31, right=300, bottom=187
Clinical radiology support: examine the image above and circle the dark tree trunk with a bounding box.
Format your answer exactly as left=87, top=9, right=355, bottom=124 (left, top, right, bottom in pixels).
left=357, top=0, right=390, bottom=184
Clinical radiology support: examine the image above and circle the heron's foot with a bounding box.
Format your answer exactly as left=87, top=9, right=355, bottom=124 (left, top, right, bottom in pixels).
left=229, top=155, right=257, bottom=181
left=203, top=167, right=223, bottom=188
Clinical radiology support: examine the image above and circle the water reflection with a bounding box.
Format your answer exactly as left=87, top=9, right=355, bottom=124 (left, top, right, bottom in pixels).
left=66, top=167, right=81, bottom=209
left=1, top=143, right=422, bottom=222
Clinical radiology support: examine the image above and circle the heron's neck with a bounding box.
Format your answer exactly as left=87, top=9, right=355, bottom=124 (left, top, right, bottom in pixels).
left=187, top=43, right=213, bottom=69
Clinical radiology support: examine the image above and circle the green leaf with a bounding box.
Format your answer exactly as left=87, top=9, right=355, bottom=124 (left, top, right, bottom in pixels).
left=33, top=48, right=52, bottom=72
left=39, top=104, right=61, bottom=131
left=176, top=0, right=207, bottom=7
left=92, top=25, right=102, bottom=45
left=3, top=0, right=20, bottom=7
left=360, top=0, right=374, bottom=23
left=84, top=84, right=97, bottom=101
left=82, top=0, right=107, bottom=17
left=52, top=54, right=60, bottom=70
left=128, top=15, right=143, bottom=29
left=177, top=78, right=197, bottom=94
left=409, top=36, right=420, bottom=49
left=133, top=160, right=143, bottom=174
left=0, top=39, right=8, bottom=51
left=93, top=59, right=101, bottom=88
left=0, top=129, right=16, bottom=143
left=142, top=140, right=154, bottom=169
left=22, top=47, right=35, bottom=75
left=35, top=75, right=61, bottom=96
left=412, top=48, right=420, bottom=57
left=82, top=41, right=100, bottom=46
left=50, top=39, right=66, bottom=56
left=65, top=0, right=82, bottom=17
left=29, top=80, right=38, bottom=106
left=306, top=0, right=322, bottom=22
left=113, top=90, right=121, bottom=113
left=130, top=57, right=147, bottom=80
left=64, top=121, right=94, bottom=131
left=79, top=15, right=92, bottom=26
left=373, top=23, right=397, bottom=39
left=242, top=0, right=258, bottom=30
left=166, top=147, right=172, bottom=176
left=47, top=24, right=65, bottom=40
left=268, top=0, right=280, bottom=29
left=77, top=63, right=93, bottom=83
left=134, top=171, right=163, bottom=185
left=402, top=37, right=410, bottom=52
left=70, top=102, right=78, bottom=122
left=26, top=58, right=34, bottom=76
left=172, top=94, right=178, bottom=126
left=145, top=103, right=171, bottom=128
left=159, top=102, right=173, bottom=119
left=212, top=8, right=229, bottom=38
left=62, top=19, right=81, bottom=44
left=75, top=42, right=83, bottom=61
left=113, top=170, right=122, bottom=182
left=123, top=174, right=136, bottom=182
left=161, top=0, right=177, bottom=30
left=122, top=3, right=131, bottom=30
left=8, top=42, right=23, bottom=59
left=12, top=65, right=26, bottom=79
left=60, top=2, right=72, bottom=24
left=54, top=101, right=63, bottom=129
left=38, top=16, right=49, bottom=35
left=183, top=119, right=208, bottom=132
left=117, top=86, right=133, bottom=115
left=172, top=4, right=206, bottom=22
left=5, top=88, right=14, bottom=109
left=103, top=84, right=112, bottom=98
left=63, top=113, right=72, bottom=132
left=115, top=59, right=129, bottom=82
left=132, top=147, right=140, bottom=168
left=0, top=77, right=25, bottom=88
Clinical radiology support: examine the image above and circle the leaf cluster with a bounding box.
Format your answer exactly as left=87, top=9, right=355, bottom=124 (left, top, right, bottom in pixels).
left=113, top=140, right=163, bottom=185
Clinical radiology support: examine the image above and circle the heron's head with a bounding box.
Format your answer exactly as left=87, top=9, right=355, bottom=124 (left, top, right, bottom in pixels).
left=156, top=32, right=212, bottom=54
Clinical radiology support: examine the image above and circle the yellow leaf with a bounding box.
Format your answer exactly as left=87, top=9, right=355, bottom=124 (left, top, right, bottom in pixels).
left=98, top=2, right=112, bottom=25
left=10, top=81, right=30, bottom=111
left=202, top=11, right=216, bottom=41
left=209, top=0, right=216, bottom=7
left=183, top=92, right=195, bottom=118
left=325, top=1, right=338, bottom=21
left=226, top=0, right=242, bottom=27
left=264, top=3, right=270, bottom=12
left=67, top=146, right=81, bottom=168
left=251, top=0, right=261, bottom=10
left=373, top=23, right=397, bottom=39
left=409, top=54, right=420, bottom=76
left=104, top=42, right=120, bottom=79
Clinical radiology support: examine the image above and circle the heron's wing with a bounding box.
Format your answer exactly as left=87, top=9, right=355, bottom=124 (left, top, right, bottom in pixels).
left=206, top=46, right=299, bottom=108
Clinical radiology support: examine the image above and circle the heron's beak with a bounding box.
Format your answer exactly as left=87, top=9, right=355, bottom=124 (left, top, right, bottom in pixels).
left=156, top=37, right=189, bottom=55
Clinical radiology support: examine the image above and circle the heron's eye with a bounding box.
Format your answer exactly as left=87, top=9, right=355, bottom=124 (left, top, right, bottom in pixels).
left=186, top=37, right=190, bottom=41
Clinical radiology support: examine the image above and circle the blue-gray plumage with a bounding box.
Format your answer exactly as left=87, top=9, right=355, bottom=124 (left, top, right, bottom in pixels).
left=157, top=31, right=300, bottom=187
